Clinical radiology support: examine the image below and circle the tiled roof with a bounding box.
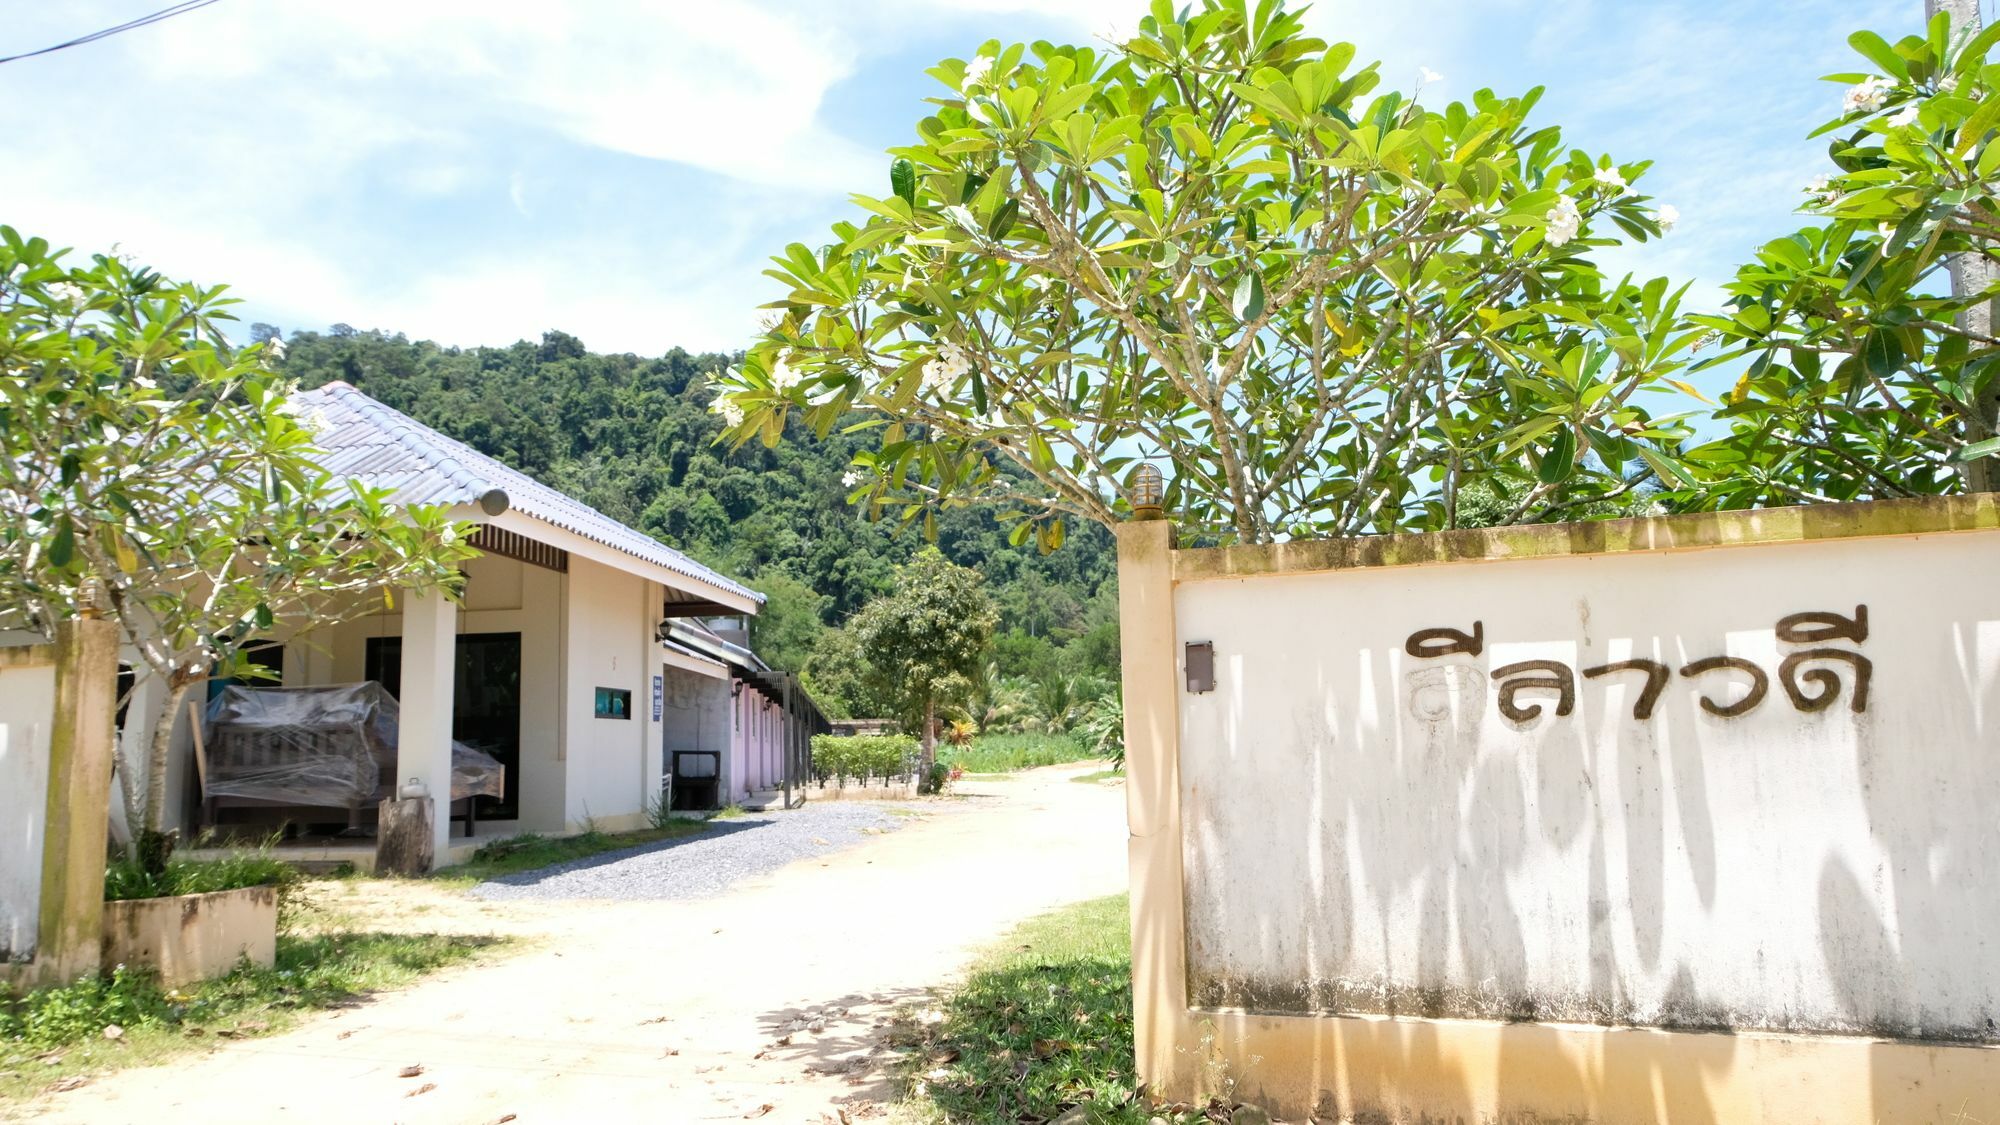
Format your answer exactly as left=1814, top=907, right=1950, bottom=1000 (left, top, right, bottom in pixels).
left=293, top=381, right=761, bottom=605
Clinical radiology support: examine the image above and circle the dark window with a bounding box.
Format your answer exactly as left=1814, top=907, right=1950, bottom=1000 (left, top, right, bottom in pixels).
left=595, top=687, right=632, bottom=720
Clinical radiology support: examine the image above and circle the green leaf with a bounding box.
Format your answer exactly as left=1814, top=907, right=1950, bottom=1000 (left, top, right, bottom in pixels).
left=1231, top=272, right=1265, bottom=322
left=1861, top=329, right=1905, bottom=379
left=1847, top=30, right=1908, bottom=80
left=890, top=158, right=917, bottom=206
left=1961, top=436, right=2000, bottom=461
left=48, top=516, right=75, bottom=568
left=1537, top=427, right=1576, bottom=484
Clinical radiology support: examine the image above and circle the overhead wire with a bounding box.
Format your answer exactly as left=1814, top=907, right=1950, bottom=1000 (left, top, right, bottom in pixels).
left=0, top=0, right=225, bottom=66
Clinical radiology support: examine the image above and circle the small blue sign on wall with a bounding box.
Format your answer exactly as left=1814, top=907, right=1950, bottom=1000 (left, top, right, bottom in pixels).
left=652, top=674, right=664, bottom=721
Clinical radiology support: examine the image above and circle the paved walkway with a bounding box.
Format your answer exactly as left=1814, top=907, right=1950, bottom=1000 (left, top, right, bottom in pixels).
left=21, top=765, right=1128, bottom=1124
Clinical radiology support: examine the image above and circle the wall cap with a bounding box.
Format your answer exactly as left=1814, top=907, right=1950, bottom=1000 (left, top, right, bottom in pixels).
left=1173, top=495, right=2000, bottom=582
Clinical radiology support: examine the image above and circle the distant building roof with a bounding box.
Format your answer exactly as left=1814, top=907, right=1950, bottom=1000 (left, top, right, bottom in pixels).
left=294, top=381, right=761, bottom=607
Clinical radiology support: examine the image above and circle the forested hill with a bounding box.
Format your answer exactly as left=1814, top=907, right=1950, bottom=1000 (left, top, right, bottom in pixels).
left=263, top=325, right=1118, bottom=695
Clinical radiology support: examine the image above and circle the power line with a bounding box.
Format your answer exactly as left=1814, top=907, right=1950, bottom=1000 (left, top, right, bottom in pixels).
left=0, top=0, right=225, bottom=66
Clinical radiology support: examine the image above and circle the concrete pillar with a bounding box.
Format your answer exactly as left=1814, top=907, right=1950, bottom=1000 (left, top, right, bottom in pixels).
left=1115, top=520, right=1193, bottom=1100
left=394, top=588, right=456, bottom=864
left=39, top=616, right=119, bottom=984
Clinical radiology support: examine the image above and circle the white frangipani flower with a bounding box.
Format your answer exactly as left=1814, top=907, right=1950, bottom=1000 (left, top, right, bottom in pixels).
left=712, top=397, right=745, bottom=427
left=961, top=55, right=993, bottom=92
left=267, top=334, right=288, bottom=360
left=1653, top=204, right=1679, bottom=233
left=1419, top=66, right=1444, bottom=85
left=1593, top=166, right=1629, bottom=194
left=1805, top=174, right=1841, bottom=206
left=1939, top=76, right=1959, bottom=94
left=842, top=469, right=864, bottom=488
left=1844, top=75, right=1890, bottom=114
left=755, top=308, right=786, bottom=333
left=921, top=342, right=971, bottom=393
left=769, top=353, right=804, bottom=391
left=47, top=281, right=84, bottom=309
left=1544, top=196, right=1582, bottom=247
left=1887, top=103, right=1922, bottom=128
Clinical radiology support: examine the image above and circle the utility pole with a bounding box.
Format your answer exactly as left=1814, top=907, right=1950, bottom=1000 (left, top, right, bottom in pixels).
left=1928, top=0, right=2000, bottom=490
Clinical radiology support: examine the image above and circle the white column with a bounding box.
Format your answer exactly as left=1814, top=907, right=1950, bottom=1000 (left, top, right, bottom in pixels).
left=395, top=588, right=456, bottom=862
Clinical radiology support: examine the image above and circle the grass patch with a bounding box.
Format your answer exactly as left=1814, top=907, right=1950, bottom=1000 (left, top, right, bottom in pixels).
left=442, top=821, right=708, bottom=884
left=941, top=732, right=1099, bottom=774
left=103, top=850, right=298, bottom=903
left=0, top=930, right=495, bottom=1104
left=1070, top=769, right=1124, bottom=785
left=896, top=894, right=1206, bottom=1124
left=712, top=804, right=748, bottom=820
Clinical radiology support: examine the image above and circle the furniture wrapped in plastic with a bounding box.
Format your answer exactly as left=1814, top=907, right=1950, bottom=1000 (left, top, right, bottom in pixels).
left=200, top=683, right=503, bottom=827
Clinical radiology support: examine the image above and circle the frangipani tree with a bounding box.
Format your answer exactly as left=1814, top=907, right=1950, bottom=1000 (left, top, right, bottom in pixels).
left=712, top=0, right=1701, bottom=546
left=0, top=228, right=475, bottom=853
left=1686, top=16, right=2000, bottom=504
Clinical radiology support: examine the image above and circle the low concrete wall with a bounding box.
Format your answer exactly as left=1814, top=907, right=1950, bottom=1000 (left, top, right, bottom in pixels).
left=1120, top=496, right=2000, bottom=1123
left=0, top=647, right=56, bottom=964
left=101, top=886, right=277, bottom=987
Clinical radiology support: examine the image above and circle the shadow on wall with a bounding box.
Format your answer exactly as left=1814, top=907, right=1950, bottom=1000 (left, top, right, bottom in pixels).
left=1173, top=540, right=2000, bottom=1120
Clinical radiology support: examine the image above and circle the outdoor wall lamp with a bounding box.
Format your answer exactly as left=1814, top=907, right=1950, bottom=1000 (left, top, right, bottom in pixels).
left=1131, top=462, right=1165, bottom=521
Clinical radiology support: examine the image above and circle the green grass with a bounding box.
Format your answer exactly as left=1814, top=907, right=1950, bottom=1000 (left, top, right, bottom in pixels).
left=441, top=820, right=708, bottom=884
left=712, top=803, right=748, bottom=820
left=1070, top=769, right=1124, bottom=785
left=0, top=930, right=496, bottom=1103
left=103, top=850, right=299, bottom=903
left=940, top=732, right=1100, bottom=774
left=896, top=894, right=1205, bottom=1124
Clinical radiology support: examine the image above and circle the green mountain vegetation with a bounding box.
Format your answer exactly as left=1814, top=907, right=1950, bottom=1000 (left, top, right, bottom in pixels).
left=260, top=324, right=1121, bottom=717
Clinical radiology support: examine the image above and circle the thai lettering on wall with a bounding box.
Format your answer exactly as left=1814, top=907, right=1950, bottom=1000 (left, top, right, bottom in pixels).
left=1404, top=605, right=1871, bottom=722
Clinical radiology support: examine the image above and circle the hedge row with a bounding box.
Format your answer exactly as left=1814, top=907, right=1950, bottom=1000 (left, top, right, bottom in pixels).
left=810, top=734, right=920, bottom=784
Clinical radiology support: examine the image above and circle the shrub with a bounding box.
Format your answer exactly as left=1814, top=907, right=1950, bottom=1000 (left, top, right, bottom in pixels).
left=811, top=734, right=919, bottom=784
left=940, top=732, right=1095, bottom=774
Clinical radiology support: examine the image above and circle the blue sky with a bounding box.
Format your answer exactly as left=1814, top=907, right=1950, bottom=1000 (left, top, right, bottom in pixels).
left=0, top=0, right=1912, bottom=355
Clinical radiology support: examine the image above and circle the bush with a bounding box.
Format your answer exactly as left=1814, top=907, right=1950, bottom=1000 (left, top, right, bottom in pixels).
left=811, top=734, right=919, bottom=784
left=103, top=851, right=300, bottom=904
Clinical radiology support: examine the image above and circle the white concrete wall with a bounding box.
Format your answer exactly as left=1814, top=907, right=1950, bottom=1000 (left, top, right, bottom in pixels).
left=1176, top=528, right=2000, bottom=1041
left=0, top=657, right=55, bottom=961
left=561, top=556, right=662, bottom=827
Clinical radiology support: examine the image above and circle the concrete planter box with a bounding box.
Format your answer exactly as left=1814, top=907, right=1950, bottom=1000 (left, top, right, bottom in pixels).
left=101, top=885, right=277, bottom=986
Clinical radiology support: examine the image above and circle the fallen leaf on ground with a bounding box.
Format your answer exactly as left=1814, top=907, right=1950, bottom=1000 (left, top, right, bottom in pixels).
left=404, top=1082, right=437, bottom=1098
left=484, top=1117, right=517, bottom=1125
left=744, top=1104, right=774, bottom=1119
left=661, top=1047, right=681, bottom=1057
left=398, top=1064, right=426, bottom=1078
left=46, top=1076, right=88, bottom=1093
left=101, top=1024, right=123, bottom=1041
left=336, top=1029, right=357, bottom=1040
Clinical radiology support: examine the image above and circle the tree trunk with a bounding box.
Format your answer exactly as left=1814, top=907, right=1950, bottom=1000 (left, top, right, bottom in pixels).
left=921, top=698, right=937, bottom=769
left=1930, top=0, right=2000, bottom=491
left=143, top=674, right=197, bottom=839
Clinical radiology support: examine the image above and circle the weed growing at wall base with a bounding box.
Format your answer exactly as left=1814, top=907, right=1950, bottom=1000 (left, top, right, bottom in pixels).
left=894, top=894, right=1216, bottom=1124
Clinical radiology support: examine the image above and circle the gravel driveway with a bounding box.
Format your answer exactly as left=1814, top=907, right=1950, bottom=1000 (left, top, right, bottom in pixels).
left=470, top=803, right=924, bottom=901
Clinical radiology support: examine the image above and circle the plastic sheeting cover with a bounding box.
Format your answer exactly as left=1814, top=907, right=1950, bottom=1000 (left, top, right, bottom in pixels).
left=201, top=682, right=504, bottom=807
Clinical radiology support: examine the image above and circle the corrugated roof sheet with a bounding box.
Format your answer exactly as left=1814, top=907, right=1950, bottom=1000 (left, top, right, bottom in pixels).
left=294, top=381, right=761, bottom=605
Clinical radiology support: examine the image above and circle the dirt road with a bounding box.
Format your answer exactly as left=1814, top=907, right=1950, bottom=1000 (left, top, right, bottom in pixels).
left=24, top=766, right=1128, bottom=1124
